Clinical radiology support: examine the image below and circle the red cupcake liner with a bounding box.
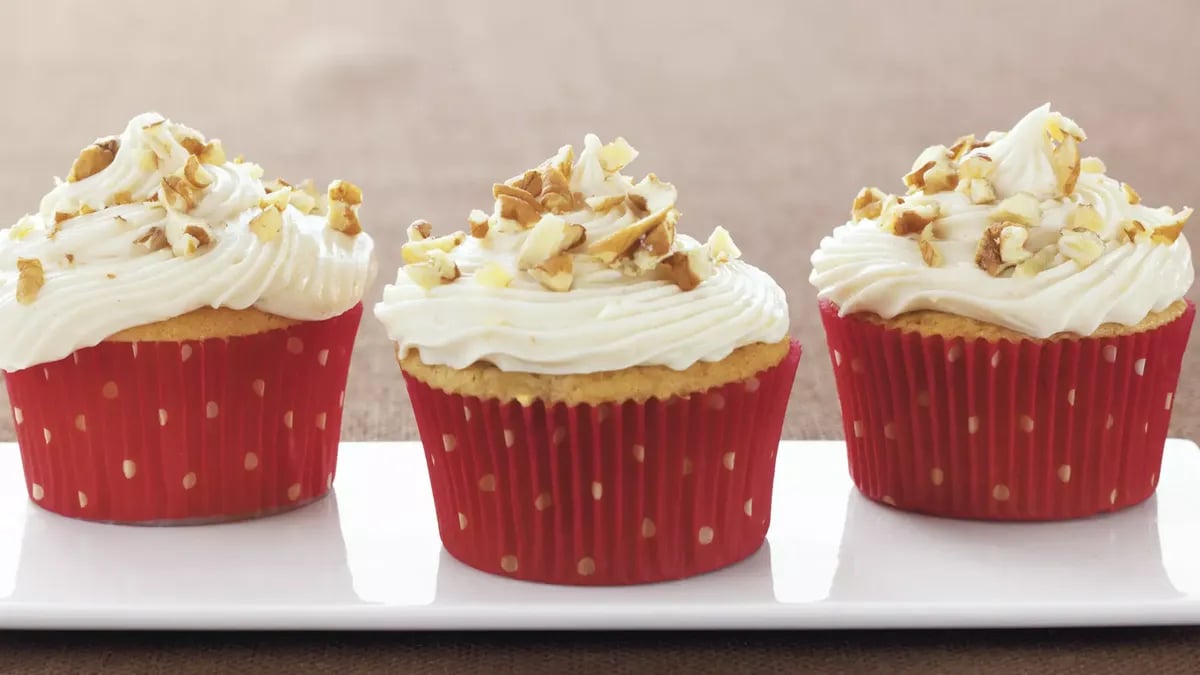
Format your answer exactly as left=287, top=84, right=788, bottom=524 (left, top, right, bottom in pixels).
left=402, top=341, right=800, bottom=586
left=3, top=303, right=363, bottom=524
left=819, top=300, right=1194, bottom=521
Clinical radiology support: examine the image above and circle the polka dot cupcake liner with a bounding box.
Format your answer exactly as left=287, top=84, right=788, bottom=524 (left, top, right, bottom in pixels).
left=819, top=300, right=1194, bottom=521
left=402, top=340, right=800, bottom=586
left=3, top=303, right=363, bottom=524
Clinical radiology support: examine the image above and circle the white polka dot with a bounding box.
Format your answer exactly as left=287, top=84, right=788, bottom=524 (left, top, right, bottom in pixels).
left=13, top=408, right=23, bottom=425
left=463, top=405, right=471, bottom=422
left=833, top=350, right=843, bottom=366
left=743, top=498, right=753, bottom=516
left=882, top=495, right=896, bottom=506
left=478, top=474, right=496, bottom=492
left=286, top=337, right=303, bottom=354
left=287, top=483, right=301, bottom=501
left=968, top=416, right=980, bottom=435
left=1151, top=473, right=1158, bottom=487
left=339, top=390, right=345, bottom=408
left=884, top=423, right=897, bottom=440
left=1019, top=415, right=1035, bottom=433
left=591, top=481, right=603, bottom=500
left=182, top=472, right=197, bottom=490
left=77, top=491, right=88, bottom=508
left=682, top=458, right=694, bottom=476
left=993, top=484, right=1011, bottom=501
left=42, top=428, right=51, bottom=444
left=947, top=345, right=962, bottom=363
left=1105, top=414, right=1115, bottom=430
left=252, top=379, right=266, bottom=397
left=158, top=409, right=168, bottom=426
left=1109, top=489, right=1119, bottom=505
left=317, top=349, right=329, bottom=366
left=442, top=433, right=457, bottom=452
left=577, top=557, right=596, bottom=576
left=1067, top=388, right=1076, bottom=406
left=500, top=555, right=519, bottom=573
left=707, top=392, right=726, bottom=410
left=74, top=414, right=86, bottom=432
left=535, top=493, right=552, bottom=511
left=327, top=473, right=334, bottom=490
left=744, top=376, right=761, bottom=393
left=1166, top=392, right=1174, bottom=410
left=852, top=420, right=864, bottom=438
left=851, top=358, right=865, bottom=374
left=122, top=460, right=136, bottom=479
left=631, top=444, right=645, bottom=462
left=315, top=412, right=327, bottom=430
left=244, top=452, right=259, bottom=471
left=917, top=391, right=930, bottom=407
left=1103, top=345, right=1118, bottom=363
left=30, top=483, right=43, bottom=501
left=206, top=401, right=219, bottom=419
left=42, top=368, right=49, bottom=381
left=283, top=410, right=294, bottom=429
left=722, top=452, right=736, bottom=470
left=698, top=526, right=715, bottom=545
left=931, top=468, right=944, bottom=485
left=503, top=430, right=514, bottom=448
left=1144, top=422, right=1150, bottom=433
left=180, top=344, right=193, bottom=362
left=102, top=381, right=119, bottom=399
left=641, top=517, right=656, bottom=538
left=991, top=351, right=1001, bottom=368
left=131, top=343, right=138, bottom=358
left=458, top=512, right=468, bottom=530
left=73, top=353, right=79, bottom=365
left=1057, top=464, right=1072, bottom=483
left=552, top=427, right=568, bottom=446
left=1134, top=358, right=1146, bottom=376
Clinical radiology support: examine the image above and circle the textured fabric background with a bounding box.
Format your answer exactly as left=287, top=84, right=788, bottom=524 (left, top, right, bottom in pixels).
left=0, top=0, right=1198, bottom=672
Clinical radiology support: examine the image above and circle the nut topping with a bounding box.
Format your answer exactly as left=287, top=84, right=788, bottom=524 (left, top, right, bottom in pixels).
left=199, top=140, right=226, bottom=165
left=1081, top=157, right=1106, bottom=174
left=585, top=194, right=626, bottom=214
left=404, top=249, right=460, bottom=290
left=1152, top=207, right=1192, bottom=244
left=851, top=187, right=887, bottom=222
left=598, top=138, right=637, bottom=173
left=976, top=222, right=1033, bottom=276
left=1122, top=183, right=1141, bottom=205
left=1050, top=133, right=1081, bottom=196
left=990, top=192, right=1042, bottom=227
left=16, top=258, right=44, bottom=305
left=881, top=199, right=939, bottom=236
left=527, top=253, right=574, bottom=292
left=134, top=226, right=169, bottom=251
left=707, top=226, right=741, bottom=262
left=1065, top=204, right=1104, bottom=233
left=903, top=145, right=954, bottom=193
left=327, top=180, right=364, bottom=235
left=468, top=209, right=490, bottom=238
left=998, top=223, right=1033, bottom=265
left=248, top=206, right=284, bottom=243
left=475, top=262, right=514, bottom=288
left=1058, top=228, right=1105, bottom=267
left=963, top=178, right=997, bottom=205
left=182, top=155, right=213, bottom=189
left=660, top=248, right=715, bottom=291
left=402, top=232, right=466, bottom=264
left=918, top=223, right=942, bottom=267
left=67, top=138, right=119, bottom=182
left=407, top=219, right=433, bottom=242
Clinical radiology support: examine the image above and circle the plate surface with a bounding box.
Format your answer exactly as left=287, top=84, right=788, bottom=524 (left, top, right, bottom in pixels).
left=0, top=440, right=1198, bottom=630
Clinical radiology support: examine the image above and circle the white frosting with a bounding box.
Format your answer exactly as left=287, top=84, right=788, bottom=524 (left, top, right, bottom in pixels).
left=811, top=105, right=1194, bottom=338
left=0, top=113, right=375, bottom=371
left=375, top=134, right=789, bottom=374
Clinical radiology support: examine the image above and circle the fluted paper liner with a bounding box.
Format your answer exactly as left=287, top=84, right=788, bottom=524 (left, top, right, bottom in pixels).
left=403, top=341, right=800, bottom=586
left=819, top=300, right=1193, bottom=520
left=4, top=303, right=363, bottom=524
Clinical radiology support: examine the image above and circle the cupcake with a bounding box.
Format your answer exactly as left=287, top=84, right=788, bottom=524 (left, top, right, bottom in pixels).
left=0, top=113, right=375, bottom=524
left=811, top=104, right=1194, bottom=520
left=376, top=135, right=796, bottom=585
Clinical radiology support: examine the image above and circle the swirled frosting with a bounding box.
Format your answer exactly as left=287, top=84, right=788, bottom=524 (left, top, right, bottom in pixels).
left=0, top=112, right=375, bottom=371
left=375, top=134, right=788, bottom=374
left=811, top=104, right=1194, bottom=338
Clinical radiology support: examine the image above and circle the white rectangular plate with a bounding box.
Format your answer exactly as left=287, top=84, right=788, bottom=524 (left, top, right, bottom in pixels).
left=0, top=440, right=1197, bottom=630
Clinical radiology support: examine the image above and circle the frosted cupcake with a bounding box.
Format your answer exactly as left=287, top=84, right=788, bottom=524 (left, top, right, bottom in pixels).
left=811, top=104, right=1193, bottom=520
left=376, top=135, right=797, bottom=585
left=0, top=113, right=375, bottom=524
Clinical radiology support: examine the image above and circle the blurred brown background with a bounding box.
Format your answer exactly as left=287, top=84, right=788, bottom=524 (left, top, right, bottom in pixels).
left=1, top=2, right=1200, bottom=672
left=1, top=0, right=1197, bottom=444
